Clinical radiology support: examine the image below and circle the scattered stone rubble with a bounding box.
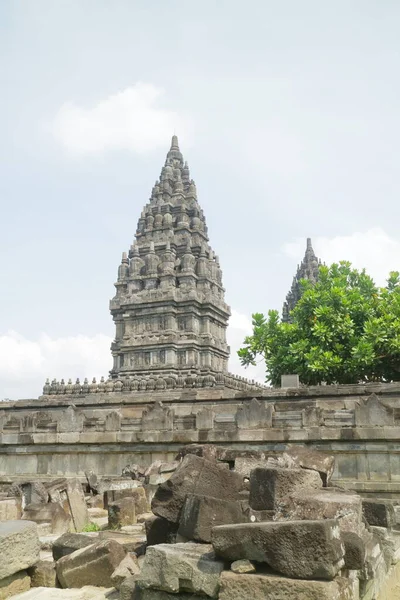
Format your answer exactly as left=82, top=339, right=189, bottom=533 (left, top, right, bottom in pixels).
left=1, top=445, right=400, bottom=598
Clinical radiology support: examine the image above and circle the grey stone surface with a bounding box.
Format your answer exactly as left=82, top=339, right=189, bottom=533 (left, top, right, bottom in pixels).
left=178, top=493, right=246, bottom=542
left=145, top=515, right=178, bottom=546
left=104, top=487, right=148, bottom=514
left=249, top=466, right=322, bottom=511
left=138, top=542, right=224, bottom=598
left=52, top=533, right=95, bottom=562
left=56, top=540, right=126, bottom=588
left=218, top=571, right=358, bottom=600
left=28, top=560, right=58, bottom=588
left=47, top=479, right=89, bottom=533
left=281, top=445, right=335, bottom=486
left=0, top=520, right=40, bottom=579
left=342, top=531, right=366, bottom=570
left=362, top=498, right=396, bottom=528
left=133, top=589, right=205, bottom=600
left=152, top=454, right=246, bottom=523
left=110, top=554, right=140, bottom=590
left=212, top=520, right=345, bottom=580
left=0, top=570, right=31, bottom=600
left=108, top=498, right=136, bottom=528
left=23, top=503, right=71, bottom=535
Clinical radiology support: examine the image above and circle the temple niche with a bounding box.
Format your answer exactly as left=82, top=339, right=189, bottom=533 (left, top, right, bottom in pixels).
left=109, top=136, right=232, bottom=381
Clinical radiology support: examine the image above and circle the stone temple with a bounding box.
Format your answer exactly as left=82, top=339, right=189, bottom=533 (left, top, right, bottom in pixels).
left=108, top=135, right=262, bottom=392
left=282, top=237, right=321, bottom=322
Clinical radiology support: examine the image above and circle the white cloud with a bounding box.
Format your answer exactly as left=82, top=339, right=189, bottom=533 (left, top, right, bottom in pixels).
left=0, top=311, right=265, bottom=400
left=0, top=331, right=112, bottom=400
left=51, top=83, right=191, bottom=156
left=283, top=228, right=400, bottom=286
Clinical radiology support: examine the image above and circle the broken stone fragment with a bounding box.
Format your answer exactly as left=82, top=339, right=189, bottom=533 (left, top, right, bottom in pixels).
left=56, top=539, right=126, bottom=588
left=110, top=553, right=140, bottom=590
left=151, top=454, right=246, bottom=523
left=0, top=570, right=31, bottom=599
left=362, top=498, right=396, bottom=529
left=28, top=560, right=58, bottom=588
left=249, top=466, right=321, bottom=511
left=230, top=559, right=256, bottom=574
left=108, top=497, right=136, bottom=528
left=178, top=493, right=246, bottom=543
left=341, top=531, right=366, bottom=570
left=212, top=519, right=345, bottom=580
left=52, top=533, right=95, bottom=561
left=218, top=571, right=357, bottom=600
left=23, top=503, right=71, bottom=535
left=104, top=486, right=148, bottom=514
left=0, top=520, right=40, bottom=580
left=145, top=515, right=178, bottom=546
left=281, top=446, right=335, bottom=486
left=137, top=542, right=224, bottom=598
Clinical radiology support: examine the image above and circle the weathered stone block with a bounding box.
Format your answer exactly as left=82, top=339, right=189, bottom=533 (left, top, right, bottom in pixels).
left=276, top=487, right=363, bottom=535
left=5, top=587, right=120, bottom=598
left=52, top=533, right=95, bottom=561
left=249, top=467, right=321, bottom=510
left=362, top=498, right=396, bottom=528
left=152, top=454, right=246, bottom=523
left=145, top=515, right=178, bottom=546
left=23, top=503, right=71, bottom=535
left=0, top=520, right=40, bottom=579
left=47, top=478, right=89, bottom=532
left=111, top=553, right=140, bottom=590
left=0, top=570, right=30, bottom=600
left=342, top=531, right=366, bottom=570
left=0, top=497, right=21, bottom=521
left=98, top=530, right=146, bottom=554
left=104, top=487, right=148, bottom=514
left=132, top=587, right=205, bottom=600
left=281, top=446, right=335, bottom=486
left=178, top=494, right=246, bottom=542
left=212, top=520, right=344, bottom=580
left=56, top=539, right=126, bottom=588
left=138, top=542, right=224, bottom=598
left=108, top=498, right=136, bottom=528
left=28, top=560, right=58, bottom=588
left=218, top=571, right=358, bottom=600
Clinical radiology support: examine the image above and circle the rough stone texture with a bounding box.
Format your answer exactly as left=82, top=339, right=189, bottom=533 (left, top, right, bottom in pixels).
left=0, top=571, right=30, bottom=600
left=111, top=554, right=140, bottom=590
left=152, top=454, right=246, bottom=523
left=249, top=467, right=321, bottom=511
left=47, top=479, right=89, bottom=533
left=276, top=487, right=363, bottom=535
left=98, top=530, right=145, bottom=554
left=230, top=559, right=256, bottom=574
left=0, top=497, right=21, bottom=520
left=281, top=446, right=335, bottom=486
left=219, top=571, right=358, bottom=600
left=362, top=498, right=396, bottom=528
left=145, top=515, right=178, bottom=546
left=178, top=494, right=246, bottom=542
left=23, top=504, right=71, bottom=535
left=52, top=533, right=95, bottom=561
left=212, top=520, right=345, bottom=580
left=108, top=498, right=136, bottom=528
left=119, top=576, right=137, bottom=600
left=137, top=542, right=224, bottom=598
left=104, top=487, right=148, bottom=514
left=28, top=560, right=58, bottom=588
left=342, top=531, right=366, bottom=570
left=8, top=588, right=119, bottom=599
left=132, top=589, right=205, bottom=600
left=0, top=520, right=40, bottom=579
left=56, top=540, right=126, bottom=588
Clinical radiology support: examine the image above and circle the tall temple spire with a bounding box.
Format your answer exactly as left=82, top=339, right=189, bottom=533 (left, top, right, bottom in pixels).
left=109, top=136, right=231, bottom=380
left=282, top=238, right=321, bottom=322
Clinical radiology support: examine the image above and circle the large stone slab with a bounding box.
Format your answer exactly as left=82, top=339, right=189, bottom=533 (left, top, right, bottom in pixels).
left=23, top=503, right=71, bottom=535
left=52, top=533, right=96, bottom=561
left=0, top=520, right=40, bottom=579
left=0, top=571, right=30, bottom=600
left=110, top=553, right=140, bottom=590
left=99, top=530, right=146, bottom=554
left=56, top=540, right=126, bottom=588
left=138, top=542, right=224, bottom=598
left=178, top=494, right=246, bottom=542
left=0, top=497, right=21, bottom=520
left=281, top=446, right=335, bottom=486
left=145, top=515, right=178, bottom=546
left=218, top=571, right=358, bottom=600
left=212, top=520, right=344, bottom=580
left=104, top=487, right=148, bottom=514
left=9, top=587, right=119, bottom=599
left=249, top=466, right=321, bottom=510
left=151, top=454, right=246, bottom=523
left=47, top=479, right=89, bottom=533
left=362, top=498, right=396, bottom=528
left=276, top=487, right=363, bottom=534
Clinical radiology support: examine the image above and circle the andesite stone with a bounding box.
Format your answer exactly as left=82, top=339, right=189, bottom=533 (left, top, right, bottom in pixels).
left=52, top=533, right=95, bottom=561
left=0, top=520, right=40, bottom=580
left=362, top=499, right=396, bottom=529
left=23, top=503, right=71, bottom=535
left=249, top=466, right=321, bottom=511
left=0, top=570, right=31, bottom=600
left=212, top=519, right=345, bottom=580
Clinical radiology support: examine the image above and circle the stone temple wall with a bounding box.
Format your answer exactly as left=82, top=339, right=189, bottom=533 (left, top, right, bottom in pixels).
left=1, top=382, right=400, bottom=495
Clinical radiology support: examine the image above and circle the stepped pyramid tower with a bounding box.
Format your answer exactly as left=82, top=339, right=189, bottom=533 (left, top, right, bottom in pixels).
left=109, top=136, right=241, bottom=387
left=282, top=238, right=321, bottom=322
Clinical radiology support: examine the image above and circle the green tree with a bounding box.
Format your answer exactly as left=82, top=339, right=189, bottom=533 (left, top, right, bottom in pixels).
left=238, top=262, right=400, bottom=386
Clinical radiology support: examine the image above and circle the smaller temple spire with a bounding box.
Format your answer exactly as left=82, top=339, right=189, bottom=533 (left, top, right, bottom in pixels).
left=282, top=238, right=321, bottom=323
left=170, top=135, right=179, bottom=151
left=166, top=134, right=183, bottom=163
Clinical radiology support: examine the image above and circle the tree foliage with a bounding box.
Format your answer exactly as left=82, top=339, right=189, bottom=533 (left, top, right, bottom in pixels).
left=238, top=262, right=400, bottom=386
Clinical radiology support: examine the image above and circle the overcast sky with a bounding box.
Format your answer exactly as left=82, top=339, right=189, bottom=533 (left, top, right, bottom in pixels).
left=2, top=1, right=400, bottom=399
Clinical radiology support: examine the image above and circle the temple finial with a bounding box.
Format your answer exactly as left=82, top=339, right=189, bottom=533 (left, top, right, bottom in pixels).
left=306, top=237, right=312, bottom=250
left=170, top=135, right=179, bottom=151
